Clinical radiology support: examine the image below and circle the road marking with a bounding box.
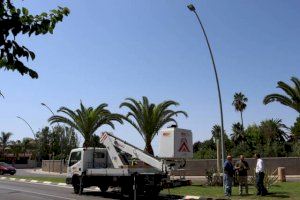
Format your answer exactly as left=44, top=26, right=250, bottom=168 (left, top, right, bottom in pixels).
left=0, top=177, right=7, bottom=180
left=30, top=180, right=38, bottom=183
left=0, top=185, right=76, bottom=200
left=9, top=178, right=16, bottom=181
left=58, top=183, right=67, bottom=186
left=43, top=181, right=52, bottom=184
left=19, top=179, right=26, bottom=182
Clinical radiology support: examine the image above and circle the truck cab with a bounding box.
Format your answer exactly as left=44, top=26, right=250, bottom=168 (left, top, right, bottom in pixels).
left=66, top=148, right=113, bottom=181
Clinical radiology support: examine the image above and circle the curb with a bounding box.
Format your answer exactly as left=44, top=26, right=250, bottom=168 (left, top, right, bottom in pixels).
left=0, top=176, right=67, bottom=187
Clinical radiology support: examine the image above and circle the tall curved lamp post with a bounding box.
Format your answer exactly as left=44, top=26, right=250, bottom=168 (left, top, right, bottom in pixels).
left=16, top=116, right=36, bottom=139
left=17, top=116, right=37, bottom=170
left=41, top=102, right=64, bottom=174
left=187, top=4, right=225, bottom=172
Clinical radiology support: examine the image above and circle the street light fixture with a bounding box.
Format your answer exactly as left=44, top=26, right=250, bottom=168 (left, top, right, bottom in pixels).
left=187, top=4, right=226, bottom=172
left=17, top=116, right=37, bottom=170
left=16, top=116, right=36, bottom=139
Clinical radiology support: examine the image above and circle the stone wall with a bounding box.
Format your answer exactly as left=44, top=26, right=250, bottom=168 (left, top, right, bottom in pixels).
left=42, top=157, right=300, bottom=175
left=172, top=157, right=300, bottom=176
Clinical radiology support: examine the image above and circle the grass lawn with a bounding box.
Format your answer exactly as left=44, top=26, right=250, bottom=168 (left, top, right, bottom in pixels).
left=13, top=175, right=65, bottom=183
left=162, top=182, right=300, bottom=199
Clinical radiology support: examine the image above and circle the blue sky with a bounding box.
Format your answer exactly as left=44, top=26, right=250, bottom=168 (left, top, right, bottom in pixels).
left=0, top=0, right=299, bottom=152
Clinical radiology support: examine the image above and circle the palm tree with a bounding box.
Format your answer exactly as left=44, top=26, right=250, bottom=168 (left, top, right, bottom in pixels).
left=232, top=92, right=248, bottom=128
left=48, top=102, right=123, bottom=147
left=211, top=124, right=221, bottom=173
left=263, top=76, right=300, bottom=113
left=21, top=137, right=34, bottom=157
left=0, top=132, right=12, bottom=157
left=211, top=124, right=221, bottom=139
left=259, top=119, right=288, bottom=143
left=9, top=140, right=22, bottom=159
left=120, top=96, right=188, bottom=155
left=230, top=122, right=245, bottom=145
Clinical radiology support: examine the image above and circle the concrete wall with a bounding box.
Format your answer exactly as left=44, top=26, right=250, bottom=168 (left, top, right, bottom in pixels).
left=42, top=157, right=300, bottom=175
left=172, top=157, right=300, bottom=176
left=42, top=160, right=67, bottom=173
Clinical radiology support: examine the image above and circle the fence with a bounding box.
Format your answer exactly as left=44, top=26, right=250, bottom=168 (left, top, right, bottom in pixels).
left=42, top=160, right=67, bottom=173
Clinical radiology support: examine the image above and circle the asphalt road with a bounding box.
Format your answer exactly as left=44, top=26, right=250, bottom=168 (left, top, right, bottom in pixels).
left=0, top=179, right=180, bottom=200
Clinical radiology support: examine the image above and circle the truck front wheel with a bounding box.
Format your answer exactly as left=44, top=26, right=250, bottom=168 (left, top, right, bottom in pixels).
left=99, top=185, right=109, bottom=192
left=72, top=176, right=83, bottom=195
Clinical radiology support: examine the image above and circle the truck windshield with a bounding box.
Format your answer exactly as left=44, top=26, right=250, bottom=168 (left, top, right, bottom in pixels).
left=69, top=151, right=81, bottom=166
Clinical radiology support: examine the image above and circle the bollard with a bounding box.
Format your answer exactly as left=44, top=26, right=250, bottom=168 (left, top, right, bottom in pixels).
left=278, top=167, right=286, bottom=182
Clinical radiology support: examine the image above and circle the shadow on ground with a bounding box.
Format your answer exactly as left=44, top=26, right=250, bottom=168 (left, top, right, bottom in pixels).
left=264, top=192, right=290, bottom=199
left=83, top=191, right=182, bottom=200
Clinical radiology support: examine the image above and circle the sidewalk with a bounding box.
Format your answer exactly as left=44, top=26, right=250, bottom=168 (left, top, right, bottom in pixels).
left=16, top=168, right=66, bottom=177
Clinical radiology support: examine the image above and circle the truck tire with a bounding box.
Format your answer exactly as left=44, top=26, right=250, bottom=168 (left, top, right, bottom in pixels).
left=72, top=176, right=83, bottom=195
left=145, top=187, right=160, bottom=199
left=99, top=185, right=108, bottom=192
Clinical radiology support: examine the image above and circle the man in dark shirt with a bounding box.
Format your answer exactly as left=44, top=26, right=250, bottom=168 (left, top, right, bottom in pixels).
left=235, top=155, right=249, bottom=195
left=224, top=155, right=235, bottom=198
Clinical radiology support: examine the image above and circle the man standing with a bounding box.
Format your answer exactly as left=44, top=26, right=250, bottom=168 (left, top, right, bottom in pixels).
left=224, top=155, right=235, bottom=198
left=235, top=155, right=249, bottom=195
left=255, top=153, right=267, bottom=196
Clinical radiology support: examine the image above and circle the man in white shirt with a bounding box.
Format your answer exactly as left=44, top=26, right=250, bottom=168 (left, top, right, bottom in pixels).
left=255, top=153, right=268, bottom=196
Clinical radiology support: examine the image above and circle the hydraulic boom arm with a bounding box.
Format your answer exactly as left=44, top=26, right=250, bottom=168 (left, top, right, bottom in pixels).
left=100, top=132, right=168, bottom=173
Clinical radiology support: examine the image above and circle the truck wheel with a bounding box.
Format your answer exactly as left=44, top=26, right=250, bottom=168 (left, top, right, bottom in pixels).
left=99, top=185, right=108, bottom=192
left=145, top=187, right=160, bottom=199
left=72, top=177, right=83, bottom=195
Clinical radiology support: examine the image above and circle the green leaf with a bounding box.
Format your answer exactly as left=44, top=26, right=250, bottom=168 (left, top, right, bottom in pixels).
left=22, top=7, right=29, bottom=15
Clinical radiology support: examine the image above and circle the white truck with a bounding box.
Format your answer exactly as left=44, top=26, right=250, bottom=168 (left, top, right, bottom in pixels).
left=66, top=132, right=187, bottom=198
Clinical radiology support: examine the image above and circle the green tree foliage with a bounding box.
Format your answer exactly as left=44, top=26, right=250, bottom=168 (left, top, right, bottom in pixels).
left=36, top=126, right=78, bottom=160
left=9, top=140, right=22, bottom=158
left=259, top=119, right=288, bottom=144
left=0, top=131, right=12, bottom=156
left=49, top=102, right=123, bottom=147
left=120, top=96, right=188, bottom=155
left=0, top=0, right=70, bottom=78
left=263, top=77, right=300, bottom=114
left=232, top=92, right=248, bottom=127
left=230, top=122, right=246, bottom=146
left=36, top=127, right=51, bottom=160
left=291, top=117, right=300, bottom=141
left=21, top=137, right=35, bottom=157
left=193, top=139, right=216, bottom=159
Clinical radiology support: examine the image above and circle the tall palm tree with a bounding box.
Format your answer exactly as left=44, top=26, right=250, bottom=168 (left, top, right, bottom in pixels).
left=120, top=96, right=188, bottom=155
left=211, top=124, right=221, bottom=140
left=0, top=132, right=12, bottom=156
left=263, top=76, right=300, bottom=113
left=211, top=124, right=221, bottom=173
left=232, top=92, right=248, bottom=128
left=48, top=102, right=123, bottom=147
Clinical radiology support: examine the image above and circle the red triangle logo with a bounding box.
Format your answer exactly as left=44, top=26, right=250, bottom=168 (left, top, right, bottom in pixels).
left=178, top=138, right=190, bottom=152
